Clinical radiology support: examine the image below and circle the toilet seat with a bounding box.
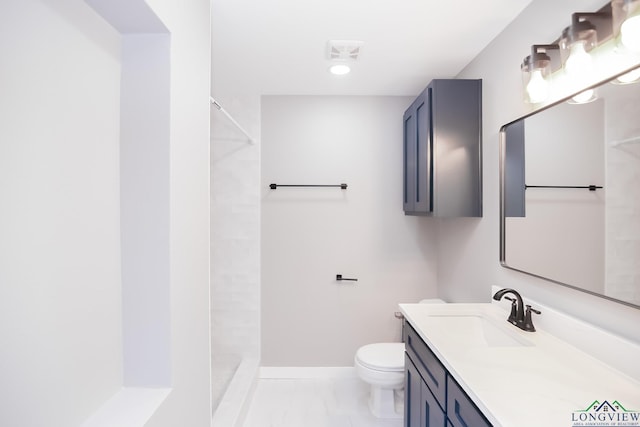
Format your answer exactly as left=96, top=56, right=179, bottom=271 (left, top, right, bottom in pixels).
left=355, top=343, right=404, bottom=372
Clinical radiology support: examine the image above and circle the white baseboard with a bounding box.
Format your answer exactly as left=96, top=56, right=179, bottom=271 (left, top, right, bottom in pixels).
left=259, top=366, right=356, bottom=379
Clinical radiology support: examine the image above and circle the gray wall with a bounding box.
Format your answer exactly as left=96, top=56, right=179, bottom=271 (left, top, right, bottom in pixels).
left=261, top=96, right=438, bottom=366
left=440, top=0, right=640, bottom=343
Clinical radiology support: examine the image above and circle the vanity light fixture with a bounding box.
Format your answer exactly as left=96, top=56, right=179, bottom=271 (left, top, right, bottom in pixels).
left=612, top=0, right=640, bottom=52
left=567, top=88, right=597, bottom=103
left=614, top=66, right=640, bottom=82
left=521, top=45, right=560, bottom=103
left=560, top=11, right=613, bottom=103
left=559, top=12, right=612, bottom=83
left=520, top=3, right=626, bottom=104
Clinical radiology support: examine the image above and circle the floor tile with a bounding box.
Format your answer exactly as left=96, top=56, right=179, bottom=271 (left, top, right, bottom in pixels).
left=243, top=377, right=403, bottom=427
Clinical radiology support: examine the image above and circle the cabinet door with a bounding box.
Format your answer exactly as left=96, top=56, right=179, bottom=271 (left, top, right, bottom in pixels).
left=421, top=379, right=446, bottom=427
left=414, top=88, right=432, bottom=213
left=406, top=353, right=446, bottom=427
left=403, top=101, right=417, bottom=213
left=403, top=89, right=432, bottom=215
left=446, top=376, right=492, bottom=427
left=405, top=354, right=422, bottom=427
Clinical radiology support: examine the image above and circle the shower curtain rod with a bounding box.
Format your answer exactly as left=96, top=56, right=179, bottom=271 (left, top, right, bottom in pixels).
left=210, top=96, right=255, bottom=144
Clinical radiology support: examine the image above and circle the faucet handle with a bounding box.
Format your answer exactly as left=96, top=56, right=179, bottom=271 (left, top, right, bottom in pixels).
left=523, top=305, right=541, bottom=332
left=503, top=296, right=518, bottom=324
left=526, top=305, right=541, bottom=315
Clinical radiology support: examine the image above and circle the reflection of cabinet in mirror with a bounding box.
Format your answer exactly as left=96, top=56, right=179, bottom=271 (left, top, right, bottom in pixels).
left=403, top=79, right=482, bottom=217
left=504, top=100, right=605, bottom=293
left=500, top=66, right=640, bottom=309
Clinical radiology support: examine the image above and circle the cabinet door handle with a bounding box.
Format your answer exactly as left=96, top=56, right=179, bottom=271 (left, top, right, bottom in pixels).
left=336, top=274, right=358, bottom=282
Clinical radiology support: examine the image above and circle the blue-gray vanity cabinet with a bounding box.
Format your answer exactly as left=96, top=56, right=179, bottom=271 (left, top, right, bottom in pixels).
left=447, top=376, right=492, bottom=427
left=403, top=90, right=430, bottom=214
left=404, top=320, right=493, bottom=427
left=403, top=79, right=482, bottom=217
left=405, top=353, right=422, bottom=426
left=405, top=353, right=446, bottom=427
left=404, top=323, right=447, bottom=408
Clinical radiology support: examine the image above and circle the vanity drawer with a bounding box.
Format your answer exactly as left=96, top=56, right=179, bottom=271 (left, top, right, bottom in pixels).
left=404, top=321, right=447, bottom=409
left=446, top=376, right=492, bottom=427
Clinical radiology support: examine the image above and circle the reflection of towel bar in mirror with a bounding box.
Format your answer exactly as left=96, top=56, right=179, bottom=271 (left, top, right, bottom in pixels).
left=609, top=135, right=640, bottom=147
left=269, top=183, right=348, bottom=190
left=525, top=185, right=603, bottom=191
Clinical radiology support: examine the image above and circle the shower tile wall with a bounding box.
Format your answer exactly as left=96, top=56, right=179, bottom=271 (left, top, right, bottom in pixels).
left=606, top=141, right=640, bottom=306
left=605, top=82, right=640, bottom=306
left=210, top=95, right=261, bottom=410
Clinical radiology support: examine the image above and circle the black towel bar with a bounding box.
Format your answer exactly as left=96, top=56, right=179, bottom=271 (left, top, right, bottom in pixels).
left=269, top=183, right=347, bottom=190
left=525, top=185, right=603, bottom=191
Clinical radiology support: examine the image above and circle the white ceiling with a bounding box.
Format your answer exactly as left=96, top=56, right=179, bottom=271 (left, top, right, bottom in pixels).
left=211, top=0, right=533, bottom=97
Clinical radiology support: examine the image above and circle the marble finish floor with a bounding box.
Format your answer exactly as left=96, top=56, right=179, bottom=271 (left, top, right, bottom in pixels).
left=243, top=377, right=403, bottom=427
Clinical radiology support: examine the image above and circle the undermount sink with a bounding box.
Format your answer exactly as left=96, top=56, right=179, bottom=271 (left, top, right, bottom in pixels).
left=424, top=313, right=533, bottom=348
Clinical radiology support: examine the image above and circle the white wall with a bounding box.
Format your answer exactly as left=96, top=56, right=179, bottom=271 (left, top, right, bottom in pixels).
left=440, top=0, right=640, bottom=343
left=1, top=0, right=213, bottom=425
left=143, top=0, right=212, bottom=424
left=0, top=1, right=122, bottom=425
left=261, top=96, right=438, bottom=366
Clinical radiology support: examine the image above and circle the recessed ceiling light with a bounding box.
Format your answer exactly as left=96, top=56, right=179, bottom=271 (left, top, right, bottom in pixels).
left=329, top=64, right=351, bottom=75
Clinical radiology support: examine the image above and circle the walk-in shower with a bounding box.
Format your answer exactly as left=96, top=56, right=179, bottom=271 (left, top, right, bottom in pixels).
left=210, top=97, right=261, bottom=426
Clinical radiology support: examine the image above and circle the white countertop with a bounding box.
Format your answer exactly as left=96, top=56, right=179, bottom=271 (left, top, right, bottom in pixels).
left=399, top=302, right=640, bottom=427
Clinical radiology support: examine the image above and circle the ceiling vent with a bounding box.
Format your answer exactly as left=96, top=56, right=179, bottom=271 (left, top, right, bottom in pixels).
left=327, top=40, right=363, bottom=61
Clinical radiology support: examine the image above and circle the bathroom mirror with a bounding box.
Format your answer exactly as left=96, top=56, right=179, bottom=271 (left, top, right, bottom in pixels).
left=500, top=66, right=640, bottom=309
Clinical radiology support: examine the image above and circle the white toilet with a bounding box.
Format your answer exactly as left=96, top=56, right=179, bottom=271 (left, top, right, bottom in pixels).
left=354, top=299, right=445, bottom=418
left=355, top=342, right=405, bottom=418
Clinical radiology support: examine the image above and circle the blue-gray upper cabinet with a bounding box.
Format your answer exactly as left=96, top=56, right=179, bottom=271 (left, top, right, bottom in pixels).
left=403, top=79, right=482, bottom=217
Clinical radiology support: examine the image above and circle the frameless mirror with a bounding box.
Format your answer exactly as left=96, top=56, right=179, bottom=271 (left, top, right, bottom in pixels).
left=500, top=66, right=640, bottom=309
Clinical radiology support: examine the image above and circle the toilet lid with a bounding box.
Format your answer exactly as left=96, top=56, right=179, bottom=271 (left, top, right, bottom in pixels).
left=355, top=343, right=405, bottom=372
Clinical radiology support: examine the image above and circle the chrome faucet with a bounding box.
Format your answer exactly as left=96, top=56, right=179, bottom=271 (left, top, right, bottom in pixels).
left=492, top=288, right=540, bottom=332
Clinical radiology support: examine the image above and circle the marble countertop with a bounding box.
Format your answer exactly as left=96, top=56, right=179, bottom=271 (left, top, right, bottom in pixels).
left=399, top=302, right=640, bottom=427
